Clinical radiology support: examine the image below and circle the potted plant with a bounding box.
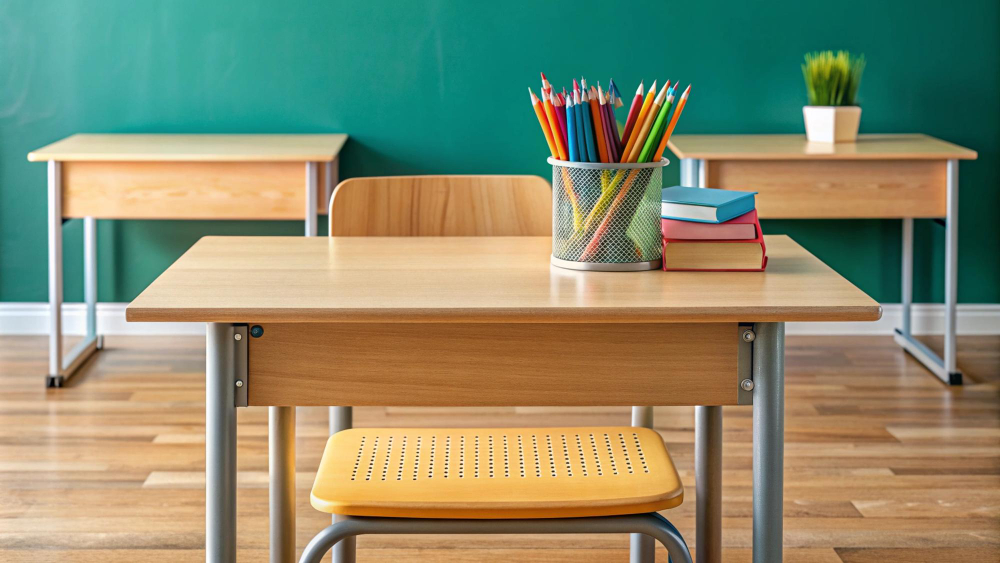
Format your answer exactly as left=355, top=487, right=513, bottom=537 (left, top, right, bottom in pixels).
left=802, top=50, right=866, bottom=143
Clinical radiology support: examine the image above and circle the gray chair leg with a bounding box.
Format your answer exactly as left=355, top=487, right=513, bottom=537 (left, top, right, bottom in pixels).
left=298, top=513, right=692, bottom=563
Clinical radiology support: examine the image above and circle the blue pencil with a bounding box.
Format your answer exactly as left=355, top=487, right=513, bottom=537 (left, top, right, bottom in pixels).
left=573, top=89, right=587, bottom=162
left=580, top=88, right=599, bottom=162
left=566, top=94, right=579, bottom=162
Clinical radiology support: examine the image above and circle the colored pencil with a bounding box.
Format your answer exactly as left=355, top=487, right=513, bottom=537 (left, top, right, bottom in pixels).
left=529, top=88, right=559, bottom=158
left=565, top=93, right=579, bottom=162
left=597, top=84, right=618, bottom=162
left=543, top=90, right=568, bottom=160
left=619, top=80, right=656, bottom=162
left=620, top=82, right=644, bottom=147
left=654, top=84, right=690, bottom=160
left=637, top=85, right=675, bottom=163
left=588, top=86, right=609, bottom=163
left=553, top=91, right=569, bottom=153
left=579, top=87, right=600, bottom=163
left=602, top=86, right=622, bottom=153
left=626, top=81, right=668, bottom=162
left=572, top=89, right=587, bottom=162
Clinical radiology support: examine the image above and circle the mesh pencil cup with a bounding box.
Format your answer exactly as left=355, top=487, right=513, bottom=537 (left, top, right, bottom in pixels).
left=549, top=157, right=668, bottom=271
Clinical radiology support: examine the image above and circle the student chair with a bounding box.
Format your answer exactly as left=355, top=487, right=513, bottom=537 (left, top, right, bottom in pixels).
left=303, top=175, right=692, bottom=562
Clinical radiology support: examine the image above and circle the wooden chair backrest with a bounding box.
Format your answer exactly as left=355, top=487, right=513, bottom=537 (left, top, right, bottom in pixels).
left=328, top=175, right=551, bottom=236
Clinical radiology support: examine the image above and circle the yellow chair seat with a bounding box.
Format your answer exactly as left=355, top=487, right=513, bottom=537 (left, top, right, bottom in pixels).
left=310, top=426, right=683, bottom=519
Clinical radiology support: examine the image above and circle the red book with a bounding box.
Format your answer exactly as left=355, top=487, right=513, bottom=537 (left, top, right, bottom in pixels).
left=662, top=212, right=767, bottom=271
left=661, top=209, right=759, bottom=240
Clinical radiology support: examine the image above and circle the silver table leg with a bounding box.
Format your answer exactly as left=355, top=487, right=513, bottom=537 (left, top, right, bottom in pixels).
left=695, top=406, right=722, bottom=563
left=45, top=161, right=101, bottom=388
left=207, top=323, right=238, bottom=563
left=752, top=322, right=784, bottom=562
left=630, top=406, right=655, bottom=563
left=944, top=159, right=959, bottom=380
left=330, top=406, right=356, bottom=563
left=47, top=160, right=64, bottom=387
left=893, top=159, right=962, bottom=385
left=304, top=162, right=318, bottom=237
left=271, top=406, right=296, bottom=563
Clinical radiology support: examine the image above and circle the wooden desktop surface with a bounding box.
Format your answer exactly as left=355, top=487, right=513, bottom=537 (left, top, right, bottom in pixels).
left=126, top=235, right=881, bottom=324
left=28, top=133, right=348, bottom=162
left=667, top=134, right=977, bottom=160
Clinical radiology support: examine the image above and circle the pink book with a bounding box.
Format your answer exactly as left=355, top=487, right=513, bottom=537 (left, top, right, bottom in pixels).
left=661, top=209, right=759, bottom=240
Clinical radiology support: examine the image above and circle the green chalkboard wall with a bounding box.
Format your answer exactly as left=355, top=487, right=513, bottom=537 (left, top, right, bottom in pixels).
left=1, top=0, right=997, bottom=304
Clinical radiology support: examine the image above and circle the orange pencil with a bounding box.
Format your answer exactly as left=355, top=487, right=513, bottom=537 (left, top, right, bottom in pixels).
left=542, top=89, right=568, bottom=160
left=529, top=88, right=559, bottom=158
left=619, top=80, right=656, bottom=162
left=653, top=84, right=691, bottom=160
left=587, top=86, right=609, bottom=163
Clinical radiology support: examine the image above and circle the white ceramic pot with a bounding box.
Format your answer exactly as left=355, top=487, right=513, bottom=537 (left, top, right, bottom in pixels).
left=802, top=105, right=861, bottom=143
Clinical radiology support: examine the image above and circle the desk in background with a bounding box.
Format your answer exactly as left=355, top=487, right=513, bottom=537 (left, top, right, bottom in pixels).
left=668, top=134, right=977, bottom=385
left=28, top=133, right=347, bottom=387
left=126, top=235, right=880, bottom=563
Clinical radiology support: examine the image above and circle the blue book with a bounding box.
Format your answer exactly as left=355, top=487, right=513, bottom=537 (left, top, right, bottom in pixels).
left=661, top=186, right=757, bottom=223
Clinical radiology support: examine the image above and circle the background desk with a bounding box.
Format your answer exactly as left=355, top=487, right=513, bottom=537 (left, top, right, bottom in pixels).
left=668, top=134, right=977, bottom=384
left=28, top=133, right=347, bottom=387
left=127, top=235, right=880, bottom=563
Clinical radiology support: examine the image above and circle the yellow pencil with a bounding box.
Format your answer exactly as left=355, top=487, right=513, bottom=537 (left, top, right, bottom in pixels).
left=618, top=80, right=656, bottom=162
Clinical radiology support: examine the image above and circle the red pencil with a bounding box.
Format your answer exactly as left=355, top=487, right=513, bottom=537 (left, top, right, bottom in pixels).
left=621, top=82, right=644, bottom=146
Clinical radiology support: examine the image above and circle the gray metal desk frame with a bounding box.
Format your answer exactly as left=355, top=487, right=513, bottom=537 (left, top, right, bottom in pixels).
left=206, top=319, right=785, bottom=563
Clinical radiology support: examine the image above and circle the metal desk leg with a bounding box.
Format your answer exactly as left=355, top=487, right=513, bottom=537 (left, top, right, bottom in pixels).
left=893, top=159, right=962, bottom=385
left=630, top=406, right=654, bottom=563
left=304, top=162, right=318, bottom=237
left=752, top=322, right=784, bottom=562
left=207, top=323, right=238, bottom=563
left=46, top=161, right=100, bottom=388
left=330, top=406, right=356, bottom=563
left=47, top=160, right=63, bottom=387
left=270, top=406, right=296, bottom=563
left=695, top=406, right=722, bottom=563
left=944, top=159, right=960, bottom=380
left=323, top=158, right=338, bottom=211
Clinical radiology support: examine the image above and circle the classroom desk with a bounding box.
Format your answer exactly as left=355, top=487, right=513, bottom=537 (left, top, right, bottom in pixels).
left=126, top=235, right=880, bottom=563
left=28, top=133, right=348, bottom=387
left=667, top=134, right=977, bottom=385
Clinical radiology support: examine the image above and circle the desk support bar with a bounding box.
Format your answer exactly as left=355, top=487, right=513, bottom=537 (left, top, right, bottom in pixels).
left=752, top=322, right=784, bottom=563
left=207, top=323, right=238, bottom=563
left=630, top=406, right=655, bottom=563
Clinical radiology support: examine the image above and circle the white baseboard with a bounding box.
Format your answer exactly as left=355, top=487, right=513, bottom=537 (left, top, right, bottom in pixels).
left=0, top=302, right=997, bottom=336
left=0, top=302, right=204, bottom=336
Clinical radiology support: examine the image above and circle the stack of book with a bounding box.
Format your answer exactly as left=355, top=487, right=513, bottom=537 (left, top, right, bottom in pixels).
left=660, top=186, right=767, bottom=271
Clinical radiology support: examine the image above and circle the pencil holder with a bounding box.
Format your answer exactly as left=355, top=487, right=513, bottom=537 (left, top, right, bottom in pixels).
left=549, top=157, right=668, bottom=271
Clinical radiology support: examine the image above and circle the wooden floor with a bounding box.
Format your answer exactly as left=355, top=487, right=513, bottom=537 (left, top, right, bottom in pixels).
left=1, top=334, right=998, bottom=562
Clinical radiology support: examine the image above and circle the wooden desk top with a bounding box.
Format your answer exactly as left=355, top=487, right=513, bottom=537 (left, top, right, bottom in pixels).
left=667, top=134, right=977, bottom=161
left=126, top=236, right=881, bottom=324
left=28, top=134, right=347, bottom=162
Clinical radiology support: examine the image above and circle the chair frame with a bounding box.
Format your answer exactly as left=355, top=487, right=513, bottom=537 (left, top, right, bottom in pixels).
left=316, top=176, right=676, bottom=562
left=299, top=513, right=692, bottom=563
